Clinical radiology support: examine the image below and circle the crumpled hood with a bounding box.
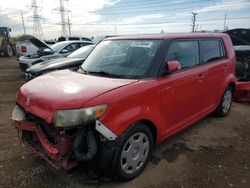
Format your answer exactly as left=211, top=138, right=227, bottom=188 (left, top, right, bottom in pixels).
left=17, top=70, right=137, bottom=123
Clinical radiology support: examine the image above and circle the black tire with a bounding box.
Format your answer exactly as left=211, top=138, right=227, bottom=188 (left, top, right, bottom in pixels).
left=3, top=44, right=13, bottom=57
left=215, top=86, right=233, bottom=117
left=113, top=123, right=153, bottom=181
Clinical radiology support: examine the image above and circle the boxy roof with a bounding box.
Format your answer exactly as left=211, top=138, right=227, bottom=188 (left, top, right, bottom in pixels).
left=105, top=33, right=228, bottom=40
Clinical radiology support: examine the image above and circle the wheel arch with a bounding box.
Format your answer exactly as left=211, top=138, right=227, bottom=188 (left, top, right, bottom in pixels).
left=228, top=81, right=236, bottom=93
left=136, top=119, right=158, bottom=146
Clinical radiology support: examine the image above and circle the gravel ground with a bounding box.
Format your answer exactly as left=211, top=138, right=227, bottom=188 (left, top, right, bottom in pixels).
left=0, top=57, right=250, bottom=188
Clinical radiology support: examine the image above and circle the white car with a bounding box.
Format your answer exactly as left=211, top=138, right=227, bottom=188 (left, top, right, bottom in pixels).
left=16, top=35, right=49, bottom=59
left=19, top=40, right=93, bottom=72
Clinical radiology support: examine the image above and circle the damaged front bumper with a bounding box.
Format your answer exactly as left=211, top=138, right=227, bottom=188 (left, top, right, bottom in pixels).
left=11, top=105, right=118, bottom=170
left=12, top=119, right=78, bottom=170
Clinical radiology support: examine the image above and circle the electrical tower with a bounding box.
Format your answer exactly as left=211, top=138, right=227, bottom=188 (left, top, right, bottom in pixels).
left=21, top=13, right=26, bottom=35
left=191, top=12, right=197, bottom=33
left=28, top=0, right=44, bottom=39
left=54, top=0, right=71, bottom=36
left=67, top=16, right=72, bottom=36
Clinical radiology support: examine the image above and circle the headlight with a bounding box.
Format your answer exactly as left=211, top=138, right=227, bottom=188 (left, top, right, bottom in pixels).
left=53, top=104, right=107, bottom=127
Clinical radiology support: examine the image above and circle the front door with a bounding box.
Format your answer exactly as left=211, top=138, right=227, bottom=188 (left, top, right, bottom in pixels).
left=159, top=39, right=206, bottom=136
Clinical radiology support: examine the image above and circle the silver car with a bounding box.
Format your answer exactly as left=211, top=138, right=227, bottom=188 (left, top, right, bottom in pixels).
left=19, top=40, right=93, bottom=72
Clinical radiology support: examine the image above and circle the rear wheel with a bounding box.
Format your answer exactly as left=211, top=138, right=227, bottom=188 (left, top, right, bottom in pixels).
left=3, top=44, right=13, bottom=57
left=114, top=124, right=153, bottom=181
left=215, top=86, right=233, bottom=117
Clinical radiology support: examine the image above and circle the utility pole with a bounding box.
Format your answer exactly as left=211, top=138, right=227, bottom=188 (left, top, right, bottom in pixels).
left=195, top=24, right=199, bottom=32
left=21, top=13, right=26, bottom=35
left=67, top=16, right=71, bottom=36
left=223, top=14, right=227, bottom=31
left=191, top=12, right=197, bottom=33
left=54, top=0, right=71, bottom=36
left=28, top=0, right=44, bottom=39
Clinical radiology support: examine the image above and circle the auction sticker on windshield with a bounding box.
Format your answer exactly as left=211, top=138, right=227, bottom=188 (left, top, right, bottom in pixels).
left=130, top=41, right=153, bottom=48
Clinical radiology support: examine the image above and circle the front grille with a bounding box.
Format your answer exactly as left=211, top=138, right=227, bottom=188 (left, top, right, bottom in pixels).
left=28, top=113, right=56, bottom=143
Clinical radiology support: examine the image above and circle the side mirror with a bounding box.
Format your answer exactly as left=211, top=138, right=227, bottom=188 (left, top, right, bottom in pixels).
left=41, top=48, right=53, bottom=55
left=43, top=48, right=52, bottom=53
left=167, top=60, right=181, bottom=74
left=61, top=49, right=69, bottom=53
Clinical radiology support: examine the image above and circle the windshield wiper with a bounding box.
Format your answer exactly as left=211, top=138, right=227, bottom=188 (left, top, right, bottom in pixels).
left=88, top=71, right=122, bottom=78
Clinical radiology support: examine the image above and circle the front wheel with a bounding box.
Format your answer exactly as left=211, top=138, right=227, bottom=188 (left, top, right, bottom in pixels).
left=114, top=124, right=153, bottom=181
left=215, top=86, right=233, bottom=117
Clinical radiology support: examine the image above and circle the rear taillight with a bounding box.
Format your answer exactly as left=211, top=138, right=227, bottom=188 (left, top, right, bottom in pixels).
left=21, top=45, right=27, bottom=53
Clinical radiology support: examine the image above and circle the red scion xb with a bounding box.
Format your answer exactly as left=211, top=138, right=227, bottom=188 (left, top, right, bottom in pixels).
left=11, top=33, right=237, bottom=181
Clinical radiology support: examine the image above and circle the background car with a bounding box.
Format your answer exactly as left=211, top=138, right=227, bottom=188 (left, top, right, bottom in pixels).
left=25, top=44, right=95, bottom=80
left=58, top=36, right=92, bottom=42
left=18, top=40, right=93, bottom=72
left=224, top=29, right=250, bottom=81
left=16, top=35, right=51, bottom=59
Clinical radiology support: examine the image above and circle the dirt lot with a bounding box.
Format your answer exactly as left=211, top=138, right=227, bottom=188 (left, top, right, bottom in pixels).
left=0, top=57, right=250, bottom=188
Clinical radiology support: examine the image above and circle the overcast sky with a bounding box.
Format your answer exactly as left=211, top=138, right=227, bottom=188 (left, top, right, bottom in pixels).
left=0, top=0, right=250, bottom=40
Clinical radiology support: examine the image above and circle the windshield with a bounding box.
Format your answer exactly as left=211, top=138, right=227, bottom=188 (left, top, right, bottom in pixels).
left=50, top=42, right=67, bottom=52
left=67, top=45, right=95, bottom=58
left=81, top=40, right=162, bottom=79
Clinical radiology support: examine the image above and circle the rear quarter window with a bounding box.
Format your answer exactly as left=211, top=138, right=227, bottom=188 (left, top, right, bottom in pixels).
left=201, top=39, right=226, bottom=63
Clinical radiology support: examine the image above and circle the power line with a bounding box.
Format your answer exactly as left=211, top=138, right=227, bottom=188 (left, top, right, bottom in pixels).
left=46, top=16, right=250, bottom=26
left=72, top=10, right=250, bottom=25
left=95, top=1, right=249, bottom=14
left=97, top=0, right=211, bottom=11
left=75, top=3, right=250, bottom=16
left=106, top=0, right=187, bottom=7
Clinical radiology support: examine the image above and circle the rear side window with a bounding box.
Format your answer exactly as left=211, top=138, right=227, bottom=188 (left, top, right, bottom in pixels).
left=201, top=39, right=225, bottom=63
left=166, top=40, right=200, bottom=70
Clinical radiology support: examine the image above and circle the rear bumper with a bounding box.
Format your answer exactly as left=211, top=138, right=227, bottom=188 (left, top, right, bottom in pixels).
left=12, top=119, right=78, bottom=170
left=234, top=81, right=250, bottom=103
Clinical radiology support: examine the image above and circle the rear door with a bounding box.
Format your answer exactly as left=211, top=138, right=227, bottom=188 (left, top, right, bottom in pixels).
left=159, top=39, right=206, bottom=135
left=200, top=38, right=228, bottom=108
